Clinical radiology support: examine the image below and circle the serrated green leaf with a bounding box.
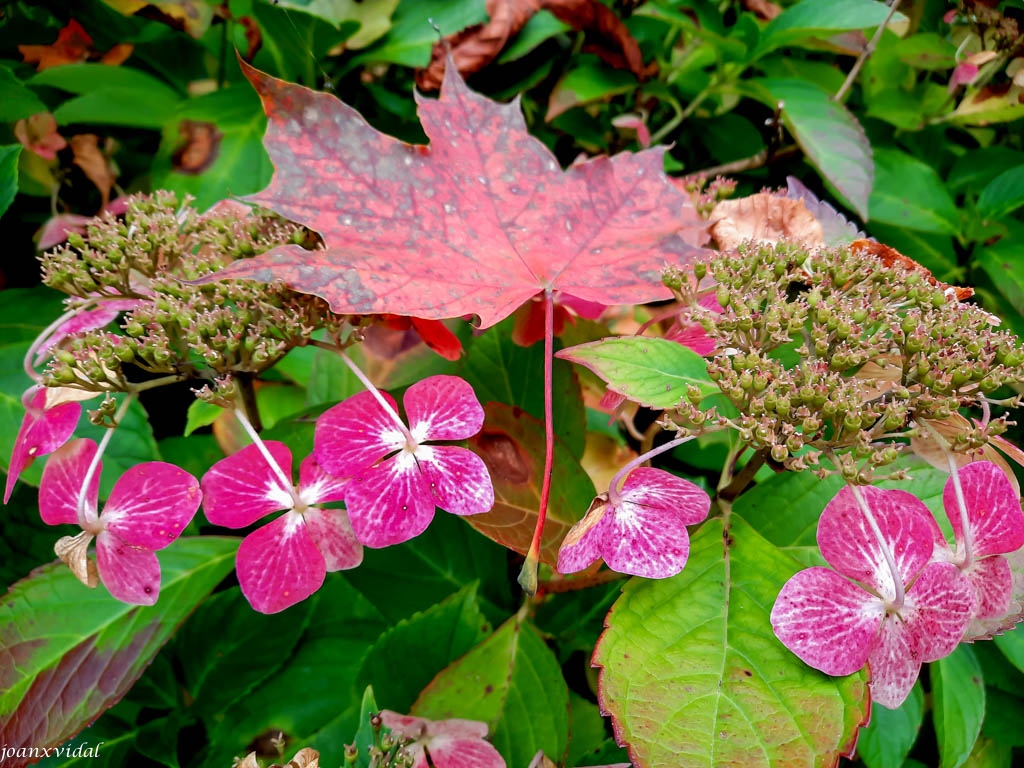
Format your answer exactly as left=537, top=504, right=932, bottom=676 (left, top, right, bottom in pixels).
left=272, top=0, right=399, bottom=47
left=356, top=0, right=488, bottom=67
left=751, top=78, right=872, bottom=220
left=977, top=166, right=1024, bottom=221
left=755, top=0, right=907, bottom=58
left=0, top=144, right=22, bottom=219
left=557, top=336, right=716, bottom=410
left=184, top=399, right=221, bottom=436
left=933, top=644, right=985, bottom=768
left=595, top=515, right=869, bottom=768
left=858, top=682, right=925, bottom=768
left=0, top=537, right=237, bottom=753
left=870, top=148, right=960, bottom=234
left=412, top=614, right=570, bottom=768
left=357, top=584, right=490, bottom=713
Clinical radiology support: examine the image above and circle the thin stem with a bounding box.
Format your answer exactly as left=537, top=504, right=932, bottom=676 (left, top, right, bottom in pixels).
left=78, top=394, right=135, bottom=529
left=338, top=350, right=416, bottom=447
left=849, top=483, right=905, bottom=610
left=947, top=455, right=974, bottom=569
left=833, top=0, right=902, bottom=102
left=718, top=447, right=768, bottom=501
left=693, top=144, right=798, bottom=179
left=236, top=373, right=263, bottom=433
left=127, top=374, right=189, bottom=394
left=537, top=568, right=628, bottom=594
left=607, top=435, right=696, bottom=508
left=234, top=406, right=298, bottom=504
left=518, top=290, right=555, bottom=595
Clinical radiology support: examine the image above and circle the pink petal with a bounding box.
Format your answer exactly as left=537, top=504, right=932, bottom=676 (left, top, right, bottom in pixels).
left=818, top=485, right=938, bottom=600
left=201, top=442, right=294, bottom=528
left=425, top=719, right=490, bottom=740
left=102, top=462, right=201, bottom=549
left=620, top=467, right=711, bottom=526
left=867, top=616, right=920, bottom=709
left=771, top=567, right=884, bottom=676
left=36, top=213, right=92, bottom=251
left=298, top=453, right=348, bottom=505
left=380, top=711, right=432, bottom=738
left=303, top=506, right=363, bottom=571
left=903, top=561, right=974, bottom=662
left=5, top=388, right=82, bottom=503
left=425, top=735, right=506, bottom=768
left=95, top=530, right=162, bottom=605
left=315, top=390, right=405, bottom=476
left=38, top=438, right=98, bottom=526
left=665, top=323, right=715, bottom=356
left=34, top=300, right=143, bottom=365
left=949, top=62, right=979, bottom=90
left=945, top=462, right=1024, bottom=559
left=558, top=292, right=606, bottom=320
left=236, top=512, right=326, bottom=613
left=418, top=445, right=494, bottom=515
left=343, top=456, right=435, bottom=547
left=558, top=498, right=613, bottom=574
left=404, top=376, right=484, bottom=442
left=963, top=555, right=1013, bottom=620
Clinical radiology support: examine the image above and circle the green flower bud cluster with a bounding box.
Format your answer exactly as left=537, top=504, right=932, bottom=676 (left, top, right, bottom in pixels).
left=669, top=240, right=1024, bottom=474
left=38, top=193, right=348, bottom=394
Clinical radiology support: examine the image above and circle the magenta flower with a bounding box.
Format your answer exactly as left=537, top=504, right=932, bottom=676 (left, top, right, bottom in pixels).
left=932, top=461, right=1024, bottom=621
left=314, top=375, right=493, bottom=548
left=201, top=441, right=363, bottom=614
left=379, top=711, right=506, bottom=768
left=39, top=438, right=201, bottom=605
left=771, top=484, right=975, bottom=708
left=5, top=386, right=82, bottom=503
left=557, top=467, right=711, bottom=578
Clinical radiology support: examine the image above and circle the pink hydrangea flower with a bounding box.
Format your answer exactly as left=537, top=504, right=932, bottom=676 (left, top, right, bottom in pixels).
left=201, top=441, right=363, bottom=614
left=314, top=375, right=493, bottom=548
left=771, top=484, right=975, bottom=708
left=5, top=386, right=82, bottom=503
left=39, top=438, right=201, bottom=605
left=557, top=467, right=711, bottom=578
left=932, top=461, right=1024, bottom=620
left=379, top=711, right=506, bottom=768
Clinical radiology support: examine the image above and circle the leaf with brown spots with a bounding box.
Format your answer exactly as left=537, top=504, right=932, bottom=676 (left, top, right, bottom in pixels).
left=0, top=538, right=235, bottom=764
left=200, top=57, right=707, bottom=328
left=467, top=403, right=594, bottom=566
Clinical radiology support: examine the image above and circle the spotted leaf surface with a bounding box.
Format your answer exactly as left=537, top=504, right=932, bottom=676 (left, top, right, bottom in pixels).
left=202, top=58, right=707, bottom=326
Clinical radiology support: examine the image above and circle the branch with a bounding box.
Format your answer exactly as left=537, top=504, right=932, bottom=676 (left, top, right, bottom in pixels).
left=833, top=0, right=902, bottom=102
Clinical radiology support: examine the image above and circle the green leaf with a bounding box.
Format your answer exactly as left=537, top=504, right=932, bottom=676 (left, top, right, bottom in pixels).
left=933, top=644, right=986, bottom=768
left=271, top=0, right=400, bottom=47
left=0, top=537, right=237, bottom=752
left=184, top=399, right=221, bottom=436
left=350, top=686, right=381, bottom=768
left=755, top=0, right=907, bottom=58
left=963, top=735, right=1013, bottom=767
left=546, top=55, right=638, bottom=121
left=497, top=10, right=570, bottom=64
left=567, top=692, right=622, bottom=768
left=870, top=148, right=961, bottom=234
left=994, top=626, right=1024, bottom=675
left=357, top=0, right=488, bottom=67
left=0, top=65, right=47, bottom=122
left=894, top=32, right=957, bottom=70
left=152, top=85, right=271, bottom=211
left=412, top=614, right=571, bottom=768
left=750, top=78, right=872, bottom=220
left=977, top=243, right=1024, bottom=319
left=30, top=63, right=182, bottom=100
left=981, top=688, right=1024, bottom=747
left=594, top=515, right=869, bottom=767
left=977, top=166, right=1024, bottom=221
left=357, top=584, right=489, bottom=713
left=0, top=144, right=21, bottom=220
left=557, top=336, right=717, bottom=410
left=948, top=148, right=1024, bottom=195
left=858, top=682, right=925, bottom=768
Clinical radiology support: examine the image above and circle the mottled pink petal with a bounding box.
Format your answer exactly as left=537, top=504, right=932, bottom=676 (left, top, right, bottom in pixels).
left=34, top=300, right=143, bottom=364
left=945, top=462, right=1024, bottom=558
left=303, top=506, right=363, bottom=571
left=867, top=617, right=920, bottom=709
left=665, top=323, right=715, bottom=356
left=236, top=512, right=326, bottom=613
left=818, top=485, right=937, bottom=600
left=95, top=530, right=161, bottom=605
left=949, top=62, right=979, bottom=91
left=425, top=735, right=506, bottom=768
left=620, top=467, right=710, bottom=526
left=404, top=376, right=484, bottom=442
left=344, top=456, right=435, bottom=547
left=36, top=213, right=91, bottom=251
left=963, top=554, right=1013, bottom=620
left=5, top=388, right=82, bottom=503
left=380, top=711, right=432, bottom=737
left=103, top=462, right=201, bottom=549
left=315, top=390, right=404, bottom=476
left=904, top=561, right=974, bottom=662
left=38, top=438, right=98, bottom=526
left=418, top=445, right=493, bottom=516
left=558, top=499, right=612, bottom=574
left=771, top=567, right=884, bottom=676
left=202, top=442, right=294, bottom=528
left=298, top=454, right=348, bottom=505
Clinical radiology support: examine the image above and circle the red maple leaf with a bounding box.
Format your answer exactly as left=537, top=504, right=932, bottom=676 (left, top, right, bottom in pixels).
left=202, top=58, right=708, bottom=329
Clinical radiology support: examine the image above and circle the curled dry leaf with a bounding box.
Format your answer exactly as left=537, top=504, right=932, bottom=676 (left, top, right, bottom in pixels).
left=708, top=193, right=824, bottom=251
left=70, top=134, right=117, bottom=208
left=14, top=112, right=67, bottom=161
left=417, top=0, right=652, bottom=90
left=172, top=120, right=223, bottom=175
left=743, top=0, right=783, bottom=20
left=19, top=18, right=132, bottom=70
left=911, top=413, right=1021, bottom=496
left=54, top=532, right=100, bottom=588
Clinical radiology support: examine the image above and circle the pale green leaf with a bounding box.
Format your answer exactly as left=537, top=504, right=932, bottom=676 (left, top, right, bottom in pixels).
left=756, top=0, right=907, bottom=58
left=870, top=148, right=960, bottom=234
left=933, top=645, right=985, bottom=768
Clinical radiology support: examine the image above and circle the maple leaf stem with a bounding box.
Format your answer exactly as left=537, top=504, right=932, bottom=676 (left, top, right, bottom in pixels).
left=848, top=483, right=906, bottom=610
left=338, top=351, right=416, bottom=447
left=518, top=290, right=556, bottom=596
left=607, top=435, right=696, bottom=508
left=77, top=393, right=134, bottom=529
left=234, top=406, right=298, bottom=503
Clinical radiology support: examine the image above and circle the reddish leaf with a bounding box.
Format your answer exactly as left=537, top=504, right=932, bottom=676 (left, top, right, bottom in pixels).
left=202, top=58, right=707, bottom=328
left=19, top=19, right=132, bottom=70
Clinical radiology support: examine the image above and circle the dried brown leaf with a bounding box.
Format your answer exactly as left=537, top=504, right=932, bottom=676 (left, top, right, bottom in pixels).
left=71, top=134, right=116, bottom=208
left=54, top=532, right=99, bottom=588
left=708, top=193, right=824, bottom=251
